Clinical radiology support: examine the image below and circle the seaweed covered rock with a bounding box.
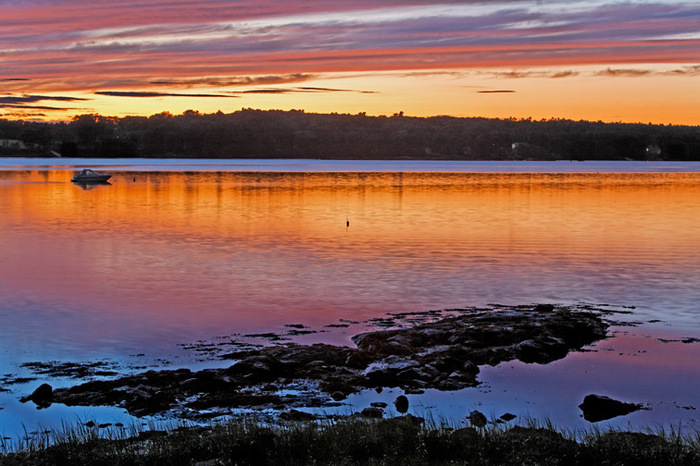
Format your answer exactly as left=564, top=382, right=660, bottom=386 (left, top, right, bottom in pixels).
left=50, top=304, right=610, bottom=417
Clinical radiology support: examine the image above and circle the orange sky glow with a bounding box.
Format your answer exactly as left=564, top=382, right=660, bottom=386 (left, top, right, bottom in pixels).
left=1, top=1, right=699, bottom=124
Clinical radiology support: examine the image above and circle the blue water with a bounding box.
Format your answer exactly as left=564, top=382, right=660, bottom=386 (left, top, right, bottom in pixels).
left=1, top=157, right=699, bottom=173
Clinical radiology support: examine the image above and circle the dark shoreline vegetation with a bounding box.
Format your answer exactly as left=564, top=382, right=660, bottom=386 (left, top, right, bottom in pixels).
left=6, top=304, right=696, bottom=464
left=2, top=416, right=699, bottom=466
left=2, top=109, right=700, bottom=160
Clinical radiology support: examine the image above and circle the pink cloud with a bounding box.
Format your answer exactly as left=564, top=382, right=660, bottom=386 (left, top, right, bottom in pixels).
left=1, top=1, right=698, bottom=96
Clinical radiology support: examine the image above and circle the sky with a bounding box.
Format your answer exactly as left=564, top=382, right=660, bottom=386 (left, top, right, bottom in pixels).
left=1, top=0, right=699, bottom=124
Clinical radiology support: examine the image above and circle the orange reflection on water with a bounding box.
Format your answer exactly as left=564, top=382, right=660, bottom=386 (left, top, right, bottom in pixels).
left=1, top=170, right=699, bottom=351
left=9, top=170, right=700, bottom=251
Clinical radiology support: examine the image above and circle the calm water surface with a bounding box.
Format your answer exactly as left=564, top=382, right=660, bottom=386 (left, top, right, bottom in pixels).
left=0, top=160, right=698, bottom=438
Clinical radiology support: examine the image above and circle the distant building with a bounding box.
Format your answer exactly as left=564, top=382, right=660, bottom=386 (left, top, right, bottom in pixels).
left=0, top=139, right=29, bottom=149
left=645, top=144, right=661, bottom=157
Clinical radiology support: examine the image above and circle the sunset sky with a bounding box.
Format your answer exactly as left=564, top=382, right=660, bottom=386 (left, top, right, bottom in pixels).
left=1, top=0, right=699, bottom=124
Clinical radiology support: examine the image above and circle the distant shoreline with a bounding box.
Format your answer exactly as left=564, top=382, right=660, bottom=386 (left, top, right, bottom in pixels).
left=2, top=110, right=700, bottom=161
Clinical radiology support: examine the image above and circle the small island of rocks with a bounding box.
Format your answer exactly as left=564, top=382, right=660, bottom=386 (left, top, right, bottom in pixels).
left=26, top=304, right=611, bottom=419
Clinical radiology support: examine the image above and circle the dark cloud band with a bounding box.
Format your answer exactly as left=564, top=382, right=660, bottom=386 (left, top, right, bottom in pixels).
left=95, top=91, right=237, bottom=98
left=0, top=95, right=89, bottom=104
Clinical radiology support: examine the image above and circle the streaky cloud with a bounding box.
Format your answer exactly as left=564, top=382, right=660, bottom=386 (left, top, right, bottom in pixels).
left=479, top=70, right=582, bottom=79
left=95, top=91, right=237, bottom=98
left=595, top=68, right=653, bottom=77
left=294, top=86, right=376, bottom=94
left=224, top=86, right=376, bottom=95
left=4, top=2, right=698, bottom=89
left=477, top=89, right=515, bottom=93
left=550, top=71, right=579, bottom=78
left=1, top=112, right=47, bottom=118
left=484, top=71, right=535, bottom=79
left=0, top=103, right=74, bottom=110
left=399, top=71, right=468, bottom=79
left=665, top=65, right=700, bottom=76
left=237, top=89, right=290, bottom=94
left=0, top=94, right=89, bottom=104
left=150, top=74, right=316, bottom=87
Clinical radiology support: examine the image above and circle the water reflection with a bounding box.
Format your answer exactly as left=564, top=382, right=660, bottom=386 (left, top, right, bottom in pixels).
left=72, top=181, right=112, bottom=190
left=0, top=168, right=699, bottom=432
left=1, top=170, right=699, bottom=358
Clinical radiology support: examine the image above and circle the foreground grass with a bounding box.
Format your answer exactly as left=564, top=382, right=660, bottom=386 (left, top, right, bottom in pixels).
left=1, top=416, right=698, bottom=466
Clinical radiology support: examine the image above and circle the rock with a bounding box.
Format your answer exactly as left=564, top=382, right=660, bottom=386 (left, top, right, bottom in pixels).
left=533, top=304, right=554, bottom=312
left=20, top=361, right=119, bottom=379
left=382, top=356, right=421, bottom=371
left=578, top=394, right=643, bottom=422
left=394, top=395, right=409, bottom=414
left=516, top=337, right=567, bottom=364
left=352, top=331, right=418, bottom=357
left=320, top=378, right=356, bottom=399
left=468, top=410, right=487, bottom=428
left=330, top=391, right=347, bottom=401
left=403, top=387, right=425, bottom=395
left=20, top=383, right=53, bottom=408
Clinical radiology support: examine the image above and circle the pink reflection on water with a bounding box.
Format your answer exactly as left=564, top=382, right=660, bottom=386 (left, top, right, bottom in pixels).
left=1, top=170, right=699, bottom=353
left=472, top=328, right=699, bottom=430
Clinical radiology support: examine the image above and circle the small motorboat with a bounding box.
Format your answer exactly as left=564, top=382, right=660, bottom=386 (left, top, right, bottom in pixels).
left=71, top=169, right=112, bottom=183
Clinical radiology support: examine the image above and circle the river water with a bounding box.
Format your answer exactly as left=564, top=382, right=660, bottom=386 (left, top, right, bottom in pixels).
left=0, top=159, right=698, bottom=439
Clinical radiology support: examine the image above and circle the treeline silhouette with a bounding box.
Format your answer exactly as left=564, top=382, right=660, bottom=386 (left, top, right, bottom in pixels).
left=1, top=109, right=699, bottom=160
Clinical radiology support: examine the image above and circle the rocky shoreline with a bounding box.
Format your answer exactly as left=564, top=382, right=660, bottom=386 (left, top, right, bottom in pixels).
left=19, top=304, right=615, bottom=420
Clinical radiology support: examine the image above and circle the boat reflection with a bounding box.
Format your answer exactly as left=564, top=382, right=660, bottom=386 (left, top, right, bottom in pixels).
left=72, top=180, right=112, bottom=190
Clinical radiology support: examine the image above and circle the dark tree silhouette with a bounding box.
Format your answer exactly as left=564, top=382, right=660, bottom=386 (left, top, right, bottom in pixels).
left=1, top=110, right=698, bottom=160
